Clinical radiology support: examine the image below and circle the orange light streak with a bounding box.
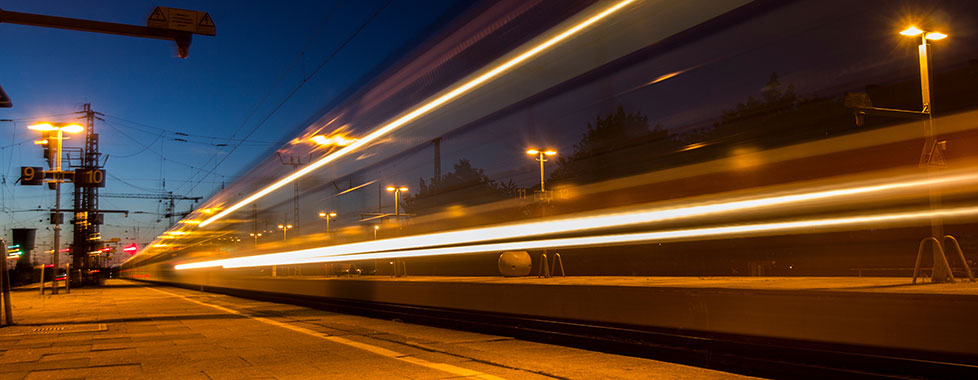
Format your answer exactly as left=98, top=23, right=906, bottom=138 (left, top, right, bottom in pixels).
left=175, top=170, right=978, bottom=270
left=222, top=205, right=978, bottom=268
left=197, top=0, right=638, bottom=228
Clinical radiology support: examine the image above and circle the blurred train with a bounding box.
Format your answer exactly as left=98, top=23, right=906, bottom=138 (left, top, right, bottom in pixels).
left=125, top=0, right=978, bottom=279
left=123, top=0, right=978, bottom=307
left=120, top=1, right=978, bottom=369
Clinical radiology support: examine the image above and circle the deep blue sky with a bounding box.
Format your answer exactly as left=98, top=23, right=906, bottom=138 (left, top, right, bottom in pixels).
left=0, top=0, right=468, bottom=251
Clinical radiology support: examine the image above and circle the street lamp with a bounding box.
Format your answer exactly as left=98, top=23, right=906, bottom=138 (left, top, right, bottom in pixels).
left=385, top=186, right=408, bottom=216
left=526, top=148, right=556, bottom=193
left=277, top=224, right=293, bottom=240
left=319, top=211, right=337, bottom=235
left=900, top=25, right=956, bottom=283
left=249, top=232, right=262, bottom=247
left=28, top=122, right=83, bottom=295
left=374, top=225, right=380, bottom=240
left=899, top=26, right=947, bottom=132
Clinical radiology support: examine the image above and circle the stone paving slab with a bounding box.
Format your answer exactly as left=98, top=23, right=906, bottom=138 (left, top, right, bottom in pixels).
left=0, top=279, right=759, bottom=379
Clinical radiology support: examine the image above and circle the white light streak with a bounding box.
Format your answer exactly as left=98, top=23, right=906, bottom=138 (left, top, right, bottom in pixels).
left=221, top=205, right=978, bottom=267
left=175, top=170, right=978, bottom=270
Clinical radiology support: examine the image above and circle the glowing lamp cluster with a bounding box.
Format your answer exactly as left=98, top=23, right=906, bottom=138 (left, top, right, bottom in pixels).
left=527, top=148, right=557, bottom=193
left=386, top=186, right=409, bottom=216
left=310, top=134, right=358, bottom=147
left=526, top=149, right=556, bottom=156
left=28, top=123, right=84, bottom=133
left=899, top=26, right=947, bottom=40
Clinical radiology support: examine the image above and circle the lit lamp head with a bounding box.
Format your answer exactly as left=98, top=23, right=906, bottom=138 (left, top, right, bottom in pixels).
left=526, top=148, right=556, bottom=156
left=28, top=122, right=84, bottom=134
left=386, top=186, right=408, bottom=192
left=310, top=133, right=357, bottom=147
left=900, top=25, right=947, bottom=40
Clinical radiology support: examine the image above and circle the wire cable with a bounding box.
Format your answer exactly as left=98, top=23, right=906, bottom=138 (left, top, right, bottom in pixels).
left=182, top=0, right=393, bottom=196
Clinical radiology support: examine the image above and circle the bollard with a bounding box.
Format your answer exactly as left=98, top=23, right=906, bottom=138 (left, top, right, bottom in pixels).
left=1, top=239, right=14, bottom=325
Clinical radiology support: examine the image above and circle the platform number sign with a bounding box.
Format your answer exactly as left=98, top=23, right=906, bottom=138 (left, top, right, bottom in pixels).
left=75, top=169, right=106, bottom=187
left=20, top=166, right=44, bottom=186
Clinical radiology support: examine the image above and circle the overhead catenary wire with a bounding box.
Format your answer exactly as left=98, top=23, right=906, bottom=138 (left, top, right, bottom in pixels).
left=180, top=0, right=392, bottom=196
left=100, top=120, right=228, bottom=179
left=101, top=114, right=279, bottom=147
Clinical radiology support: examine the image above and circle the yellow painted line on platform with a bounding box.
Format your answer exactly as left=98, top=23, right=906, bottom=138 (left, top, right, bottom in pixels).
left=148, top=287, right=506, bottom=380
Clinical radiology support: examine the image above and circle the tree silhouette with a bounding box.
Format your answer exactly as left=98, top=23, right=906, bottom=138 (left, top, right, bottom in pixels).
left=404, top=159, right=517, bottom=215
left=549, top=106, right=683, bottom=185
left=692, top=72, right=852, bottom=150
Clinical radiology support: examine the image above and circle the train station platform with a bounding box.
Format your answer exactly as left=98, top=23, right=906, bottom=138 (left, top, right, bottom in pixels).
left=0, top=279, right=754, bottom=380
left=165, top=273, right=978, bottom=365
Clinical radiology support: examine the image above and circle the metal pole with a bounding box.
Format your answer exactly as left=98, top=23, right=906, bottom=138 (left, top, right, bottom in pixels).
left=1, top=240, right=13, bottom=325
left=52, top=129, right=62, bottom=294
left=394, top=190, right=400, bottom=216
left=65, top=263, right=70, bottom=294
left=918, top=36, right=951, bottom=283
left=538, top=153, right=546, bottom=193
left=326, top=217, right=331, bottom=235
left=0, top=9, right=196, bottom=58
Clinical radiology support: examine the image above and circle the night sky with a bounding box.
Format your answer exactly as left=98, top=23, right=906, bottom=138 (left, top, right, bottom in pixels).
left=4, top=0, right=978, bottom=263
left=0, top=0, right=469, bottom=254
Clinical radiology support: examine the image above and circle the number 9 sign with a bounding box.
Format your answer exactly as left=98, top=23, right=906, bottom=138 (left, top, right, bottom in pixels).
left=20, top=166, right=44, bottom=186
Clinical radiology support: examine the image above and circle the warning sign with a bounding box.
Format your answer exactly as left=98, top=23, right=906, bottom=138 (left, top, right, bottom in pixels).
left=147, top=6, right=167, bottom=28
left=147, top=6, right=216, bottom=36
left=197, top=13, right=216, bottom=36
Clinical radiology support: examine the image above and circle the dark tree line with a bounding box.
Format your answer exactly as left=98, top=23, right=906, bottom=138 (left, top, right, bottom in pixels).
left=403, top=159, right=518, bottom=215
left=402, top=71, right=930, bottom=214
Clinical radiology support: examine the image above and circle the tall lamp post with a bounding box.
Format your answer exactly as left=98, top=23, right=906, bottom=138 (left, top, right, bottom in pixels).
left=526, top=148, right=556, bottom=193
left=249, top=232, right=262, bottom=247
left=319, top=211, right=337, bottom=234
left=29, top=122, right=83, bottom=295
left=277, top=224, right=293, bottom=240
left=385, top=186, right=408, bottom=216
left=899, top=26, right=947, bottom=165
left=900, top=26, right=954, bottom=283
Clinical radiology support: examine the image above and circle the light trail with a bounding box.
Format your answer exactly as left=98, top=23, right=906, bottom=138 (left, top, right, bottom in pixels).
left=221, top=205, right=978, bottom=268
left=197, top=0, right=638, bottom=228
left=175, top=170, right=978, bottom=270
left=334, top=179, right=377, bottom=197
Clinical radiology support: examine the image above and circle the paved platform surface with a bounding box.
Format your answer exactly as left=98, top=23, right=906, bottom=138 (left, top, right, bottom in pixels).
left=0, top=279, right=758, bottom=380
